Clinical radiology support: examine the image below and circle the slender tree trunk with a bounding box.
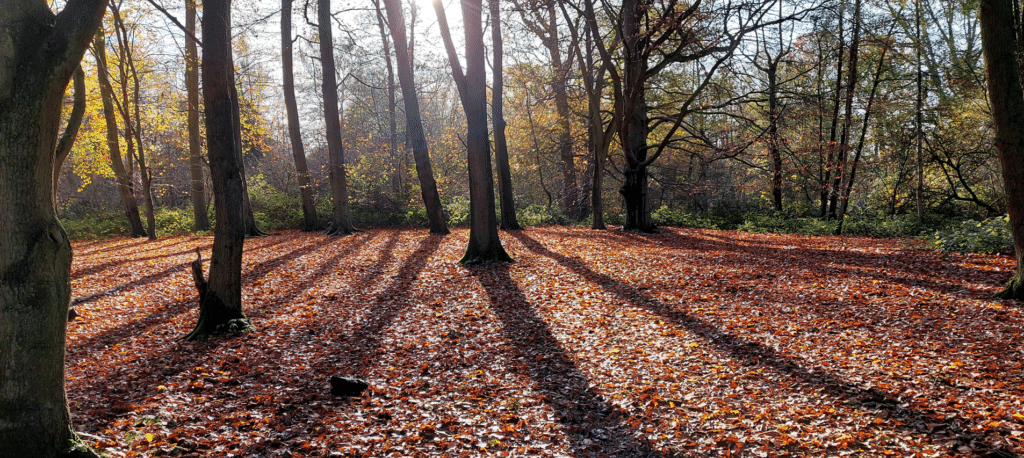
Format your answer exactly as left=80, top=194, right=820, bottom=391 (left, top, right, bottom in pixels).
left=837, top=44, right=889, bottom=233
left=110, top=5, right=156, bottom=240
left=491, top=0, right=521, bottom=230
left=383, top=0, right=450, bottom=234
left=545, top=1, right=579, bottom=220
left=980, top=0, right=1024, bottom=299
left=915, top=0, right=925, bottom=220
left=373, top=0, right=402, bottom=200
left=319, top=0, right=355, bottom=236
left=281, top=0, right=319, bottom=231
left=231, top=84, right=264, bottom=237
left=186, top=0, right=211, bottom=231
left=829, top=0, right=860, bottom=219
left=767, top=59, right=783, bottom=212
left=94, top=30, right=147, bottom=238
left=54, top=66, right=87, bottom=200
left=822, top=4, right=845, bottom=218
left=0, top=1, right=108, bottom=456
left=184, top=0, right=254, bottom=341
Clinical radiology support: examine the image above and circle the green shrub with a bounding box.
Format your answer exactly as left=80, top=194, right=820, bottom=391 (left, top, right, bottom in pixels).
left=839, top=214, right=925, bottom=238
left=653, top=206, right=741, bottom=230
left=737, top=214, right=837, bottom=235
left=62, top=211, right=129, bottom=239
left=155, top=208, right=201, bottom=237
left=249, top=185, right=304, bottom=231
left=931, top=215, right=1012, bottom=254
left=517, top=204, right=566, bottom=226
left=444, top=196, right=471, bottom=227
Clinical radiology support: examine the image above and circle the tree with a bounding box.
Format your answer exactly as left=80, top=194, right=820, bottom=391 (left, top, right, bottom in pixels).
left=0, top=0, right=109, bottom=456
left=979, top=0, right=1024, bottom=299
left=318, top=0, right=356, bottom=236
left=93, top=27, right=147, bottom=238
left=109, top=2, right=156, bottom=240
left=514, top=0, right=580, bottom=220
left=183, top=0, right=254, bottom=341
left=282, top=0, right=319, bottom=231
left=380, top=0, right=450, bottom=234
left=435, top=0, right=513, bottom=264
left=490, top=0, right=521, bottom=230
left=185, top=0, right=211, bottom=231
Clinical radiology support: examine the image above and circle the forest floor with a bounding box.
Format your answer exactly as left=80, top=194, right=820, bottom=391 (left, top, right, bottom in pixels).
left=65, top=226, right=1024, bottom=458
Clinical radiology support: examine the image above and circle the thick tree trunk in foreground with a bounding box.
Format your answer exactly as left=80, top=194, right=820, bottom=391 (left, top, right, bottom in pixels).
left=490, top=0, right=521, bottom=231
left=382, top=0, right=450, bottom=234
left=185, top=0, right=210, bottom=231
left=319, top=0, right=355, bottom=236
left=282, top=0, right=318, bottom=231
left=94, top=30, right=147, bottom=238
left=0, top=1, right=108, bottom=456
left=619, top=0, right=655, bottom=232
left=980, top=0, right=1024, bottom=299
left=184, top=0, right=253, bottom=341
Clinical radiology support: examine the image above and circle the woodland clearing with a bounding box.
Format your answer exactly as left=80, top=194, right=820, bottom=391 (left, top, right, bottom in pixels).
left=65, top=226, right=1024, bottom=457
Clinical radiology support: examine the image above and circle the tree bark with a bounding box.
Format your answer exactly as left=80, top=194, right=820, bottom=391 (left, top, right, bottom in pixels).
left=93, top=29, right=147, bottom=238
left=0, top=1, right=108, bottom=456
left=619, top=0, right=655, bottom=232
left=373, top=0, right=403, bottom=201
left=829, top=0, right=860, bottom=219
left=318, top=0, right=355, bottom=236
left=281, top=0, right=319, bottom=231
left=980, top=0, right=1024, bottom=299
left=184, top=0, right=253, bottom=341
left=490, top=0, right=521, bottom=230
left=441, top=0, right=513, bottom=264
left=382, top=0, right=450, bottom=234
left=185, top=0, right=211, bottom=231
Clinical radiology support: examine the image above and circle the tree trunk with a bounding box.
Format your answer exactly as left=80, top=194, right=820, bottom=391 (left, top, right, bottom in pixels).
left=822, top=4, right=845, bottom=218
left=829, top=0, right=860, bottom=220
left=490, top=0, right=521, bottom=230
left=319, top=0, right=355, bottom=236
left=0, top=1, right=108, bottom=456
left=545, top=1, right=579, bottom=220
left=373, top=0, right=403, bottom=201
left=184, top=0, right=253, bottom=341
left=281, top=0, right=319, bottom=231
left=231, top=84, right=264, bottom=237
left=449, top=0, right=513, bottom=264
left=93, top=29, right=147, bottom=238
left=110, top=4, right=156, bottom=240
left=767, top=59, right=783, bottom=212
left=383, top=0, right=450, bottom=234
left=980, top=0, right=1024, bottom=299
left=619, top=0, right=654, bottom=232
left=186, top=0, right=211, bottom=232
left=53, top=66, right=87, bottom=200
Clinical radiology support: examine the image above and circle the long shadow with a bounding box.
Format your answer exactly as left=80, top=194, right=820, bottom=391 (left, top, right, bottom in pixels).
left=70, top=235, right=309, bottom=307
left=574, top=228, right=1003, bottom=299
left=246, top=231, right=381, bottom=318
left=338, top=234, right=442, bottom=376
left=72, top=245, right=206, bottom=280
left=472, top=265, right=660, bottom=458
left=510, top=231, right=1017, bottom=457
left=71, top=234, right=362, bottom=353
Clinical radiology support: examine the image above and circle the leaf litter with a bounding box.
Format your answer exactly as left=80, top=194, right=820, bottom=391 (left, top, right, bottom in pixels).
left=65, top=227, right=1024, bottom=457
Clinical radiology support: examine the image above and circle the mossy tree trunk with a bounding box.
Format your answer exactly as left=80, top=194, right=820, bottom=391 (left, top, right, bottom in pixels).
left=282, top=0, right=319, bottom=231
left=318, top=0, right=355, bottom=236
left=0, top=1, right=109, bottom=456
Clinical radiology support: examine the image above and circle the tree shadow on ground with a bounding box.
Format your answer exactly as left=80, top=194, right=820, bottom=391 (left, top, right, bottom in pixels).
left=510, top=231, right=1017, bottom=457
left=472, top=265, right=661, bottom=458
left=338, top=233, right=443, bottom=376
